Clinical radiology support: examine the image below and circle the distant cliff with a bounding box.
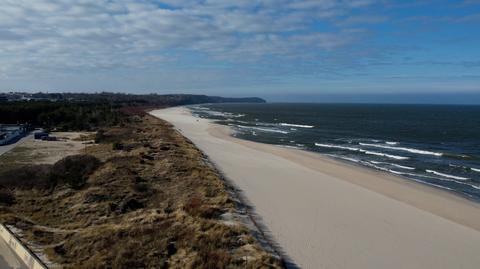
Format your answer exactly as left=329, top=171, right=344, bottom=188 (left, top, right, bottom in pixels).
left=59, top=92, right=266, bottom=106
left=158, top=94, right=266, bottom=105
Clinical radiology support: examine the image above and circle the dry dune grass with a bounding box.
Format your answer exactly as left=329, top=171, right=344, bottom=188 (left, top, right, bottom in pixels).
left=0, top=114, right=282, bottom=268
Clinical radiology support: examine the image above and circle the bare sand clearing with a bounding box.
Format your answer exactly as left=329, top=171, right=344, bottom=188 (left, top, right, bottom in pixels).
left=0, top=132, right=93, bottom=170
left=151, top=107, right=480, bottom=269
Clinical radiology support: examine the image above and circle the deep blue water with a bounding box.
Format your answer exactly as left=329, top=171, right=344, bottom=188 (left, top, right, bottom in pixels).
left=189, top=103, right=480, bottom=202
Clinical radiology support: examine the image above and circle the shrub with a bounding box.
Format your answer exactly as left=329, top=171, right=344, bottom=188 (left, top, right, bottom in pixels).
left=0, top=189, right=15, bottom=205
left=133, top=183, right=149, bottom=193
left=112, top=142, right=124, bottom=150
left=0, top=155, right=100, bottom=190
left=195, top=249, right=231, bottom=269
left=0, top=165, right=53, bottom=189
left=94, top=130, right=105, bottom=143
left=184, top=196, right=203, bottom=216
left=51, top=155, right=101, bottom=189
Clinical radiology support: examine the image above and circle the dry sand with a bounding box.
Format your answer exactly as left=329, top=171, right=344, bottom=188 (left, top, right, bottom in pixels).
left=0, top=132, right=93, bottom=168
left=151, top=107, right=480, bottom=269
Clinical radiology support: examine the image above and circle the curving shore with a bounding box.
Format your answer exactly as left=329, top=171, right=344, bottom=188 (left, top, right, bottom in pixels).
left=150, top=106, right=480, bottom=269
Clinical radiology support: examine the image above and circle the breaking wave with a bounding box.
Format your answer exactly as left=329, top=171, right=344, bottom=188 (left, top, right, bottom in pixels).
left=471, top=168, right=480, bottom=173
left=359, top=143, right=443, bottom=157
left=425, top=170, right=469, bottom=181
left=370, top=161, right=415, bottom=170
left=279, top=123, right=314, bottom=128
left=236, top=125, right=289, bottom=134
left=314, top=143, right=409, bottom=160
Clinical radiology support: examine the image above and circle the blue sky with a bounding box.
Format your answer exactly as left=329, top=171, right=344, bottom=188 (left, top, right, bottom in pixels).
left=0, top=0, right=479, bottom=103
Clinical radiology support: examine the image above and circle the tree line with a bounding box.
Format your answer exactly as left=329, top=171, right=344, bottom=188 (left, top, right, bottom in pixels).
left=0, top=101, right=125, bottom=131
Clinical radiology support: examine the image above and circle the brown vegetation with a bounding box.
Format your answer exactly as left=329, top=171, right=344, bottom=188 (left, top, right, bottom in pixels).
left=0, top=113, right=282, bottom=268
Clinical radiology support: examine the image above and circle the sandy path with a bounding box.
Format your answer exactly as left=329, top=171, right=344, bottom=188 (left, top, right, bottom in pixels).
left=0, top=134, right=33, bottom=156
left=0, top=238, right=27, bottom=269
left=151, top=107, right=480, bottom=269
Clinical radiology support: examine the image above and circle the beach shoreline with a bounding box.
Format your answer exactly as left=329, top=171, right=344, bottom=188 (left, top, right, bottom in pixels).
left=151, top=106, right=480, bottom=269
left=206, top=122, right=480, bottom=231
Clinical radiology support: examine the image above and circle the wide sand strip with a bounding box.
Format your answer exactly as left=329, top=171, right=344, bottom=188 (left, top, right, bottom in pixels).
left=151, top=107, right=480, bottom=269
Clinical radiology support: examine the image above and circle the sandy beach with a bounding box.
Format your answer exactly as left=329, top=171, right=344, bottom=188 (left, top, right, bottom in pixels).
left=150, top=107, right=480, bottom=269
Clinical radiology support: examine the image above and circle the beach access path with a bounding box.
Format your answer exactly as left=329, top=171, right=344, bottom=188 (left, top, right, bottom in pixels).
left=0, top=134, right=33, bottom=156
left=151, top=107, right=480, bottom=269
left=0, top=237, right=28, bottom=269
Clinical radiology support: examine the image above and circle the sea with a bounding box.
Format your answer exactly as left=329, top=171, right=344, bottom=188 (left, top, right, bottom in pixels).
left=188, top=103, right=480, bottom=202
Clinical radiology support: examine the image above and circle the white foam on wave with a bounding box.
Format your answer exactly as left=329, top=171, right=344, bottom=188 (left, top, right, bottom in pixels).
left=325, top=154, right=361, bottom=163
left=448, top=164, right=480, bottom=174
left=425, top=173, right=480, bottom=190
left=279, top=123, right=314, bottom=128
left=255, top=122, right=277, bottom=126
left=470, top=184, right=480, bottom=190
left=203, top=110, right=245, bottom=118
left=426, top=170, right=469, bottom=181
left=366, top=162, right=457, bottom=191
left=367, top=163, right=479, bottom=190
left=280, top=145, right=303, bottom=150
left=370, top=161, right=415, bottom=170
left=363, top=162, right=407, bottom=175
left=391, top=163, right=415, bottom=170
left=236, top=125, right=289, bottom=134
left=314, top=143, right=409, bottom=160
left=359, top=143, right=443, bottom=157
left=344, top=156, right=480, bottom=192
left=386, top=141, right=398, bottom=145
left=203, top=110, right=226, bottom=117
left=338, top=157, right=479, bottom=191
left=315, top=143, right=361, bottom=151
left=338, top=156, right=362, bottom=163
left=364, top=163, right=445, bottom=180
left=408, top=178, right=455, bottom=191
left=224, top=112, right=245, bottom=118
left=363, top=150, right=409, bottom=160
left=193, top=106, right=210, bottom=110
left=388, top=170, right=407, bottom=175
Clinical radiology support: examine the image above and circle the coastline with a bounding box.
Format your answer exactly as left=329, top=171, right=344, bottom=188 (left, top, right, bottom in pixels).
left=210, top=127, right=480, bottom=231
left=151, top=106, right=480, bottom=269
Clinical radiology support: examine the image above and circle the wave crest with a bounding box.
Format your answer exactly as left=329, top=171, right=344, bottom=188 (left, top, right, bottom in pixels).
left=315, top=143, right=409, bottom=160
left=359, top=143, right=443, bottom=157
left=425, top=170, right=469, bottom=181
left=279, top=123, right=314, bottom=128
left=236, top=125, right=289, bottom=134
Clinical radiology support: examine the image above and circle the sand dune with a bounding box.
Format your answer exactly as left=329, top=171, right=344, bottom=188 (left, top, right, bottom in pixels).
left=151, top=107, right=480, bottom=269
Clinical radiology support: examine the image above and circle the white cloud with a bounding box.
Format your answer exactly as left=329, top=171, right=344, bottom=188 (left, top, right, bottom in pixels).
left=0, top=0, right=380, bottom=78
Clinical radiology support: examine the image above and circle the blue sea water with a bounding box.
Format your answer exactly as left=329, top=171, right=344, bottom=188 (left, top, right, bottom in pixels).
left=189, top=103, right=480, bottom=202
